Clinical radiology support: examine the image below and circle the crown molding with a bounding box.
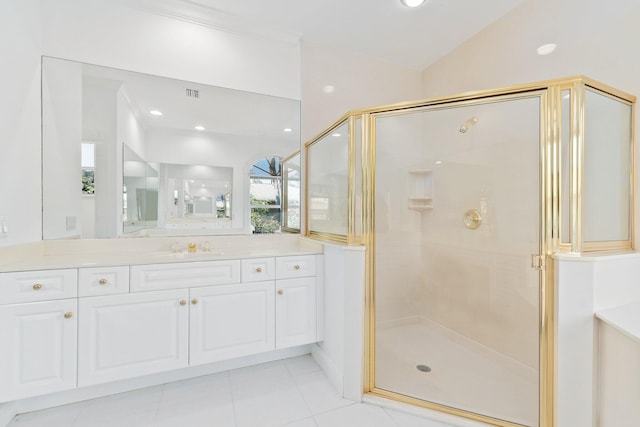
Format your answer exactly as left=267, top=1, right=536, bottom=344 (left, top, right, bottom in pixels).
left=105, top=0, right=301, bottom=45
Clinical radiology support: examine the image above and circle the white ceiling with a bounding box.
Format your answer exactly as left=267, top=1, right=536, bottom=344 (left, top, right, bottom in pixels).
left=170, top=0, right=526, bottom=70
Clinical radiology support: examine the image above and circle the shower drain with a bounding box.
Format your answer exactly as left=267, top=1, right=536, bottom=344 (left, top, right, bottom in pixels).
left=416, top=364, right=432, bottom=373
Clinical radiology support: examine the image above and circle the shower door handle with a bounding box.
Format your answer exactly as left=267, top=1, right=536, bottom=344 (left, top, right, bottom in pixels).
left=531, top=254, right=544, bottom=271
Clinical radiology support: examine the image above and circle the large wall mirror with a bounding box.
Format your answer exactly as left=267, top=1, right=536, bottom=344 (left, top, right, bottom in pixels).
left=42, top=56, right=300, bottom=239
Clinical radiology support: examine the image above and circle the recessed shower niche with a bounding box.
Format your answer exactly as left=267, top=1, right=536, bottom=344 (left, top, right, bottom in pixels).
left=305, top=77, right=635, bottom=427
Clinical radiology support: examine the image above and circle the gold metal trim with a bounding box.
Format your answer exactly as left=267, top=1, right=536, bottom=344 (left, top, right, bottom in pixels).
left=348, top=115, right=357, bottom=244
left=281, top=149, right=301, bottom=234
left=362, top=110, right=377, bottom=394
left=303, top=75, right=635, bottom=427
left=304, top=119, right=351, bottom=244
left=306, top=231, right=348, bottom=244
left=363, top=90, right=551, bottom=427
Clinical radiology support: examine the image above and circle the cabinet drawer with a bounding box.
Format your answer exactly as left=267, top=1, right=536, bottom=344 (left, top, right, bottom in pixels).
left=79, top=266, right=129, bottom=297
left=241, top=257, right=275, bottom=282
left=130, top=260, right=240, bottom=292
left=275, top=256, right=316, bottom=279
left=0, top=269, right=77, bottom=304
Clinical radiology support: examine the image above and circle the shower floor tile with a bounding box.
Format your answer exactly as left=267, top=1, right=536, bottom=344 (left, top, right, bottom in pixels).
left=375, top=318, right=538, bottom=427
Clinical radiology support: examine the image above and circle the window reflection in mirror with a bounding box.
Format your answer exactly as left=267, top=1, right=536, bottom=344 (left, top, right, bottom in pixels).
left=282, top=151, right=301, bottom=233
left=249, top=157, right=282, bottom=234
left=161, top=163, right=232, bottom=232
left=123, top=144, right=233, bottom=235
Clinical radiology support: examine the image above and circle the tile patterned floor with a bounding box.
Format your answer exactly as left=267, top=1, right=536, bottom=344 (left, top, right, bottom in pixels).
left=7, top=355, right=455, bottom=427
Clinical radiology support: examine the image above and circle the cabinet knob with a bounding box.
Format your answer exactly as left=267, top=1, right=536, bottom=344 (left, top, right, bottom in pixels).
left=98, top=278, right=108, bottom=285
left=33, top=283, right=42, bottom=290
left=64, top=312, right=73, bottom=319
left=294, top=264, right=301, bottom=270
left=179, top=299, right=187, bottom=306
left=256, top=267, right=263, bottom=273
left=192, top=298, right=199, bottom=305
left=278, top=289, right=284, bottom=295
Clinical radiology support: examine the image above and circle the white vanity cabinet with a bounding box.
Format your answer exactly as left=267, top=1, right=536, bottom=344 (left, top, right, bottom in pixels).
left=0, top=252, right=322, bottom=403
left=77, top=289, right=190, bottom=387
left=0, top=267, right=79, bottom=404
left=189, top=281, right=275, bottom=365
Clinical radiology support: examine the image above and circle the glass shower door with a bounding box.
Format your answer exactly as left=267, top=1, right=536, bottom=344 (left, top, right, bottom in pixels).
left=372, top=94, right=542, bottom=427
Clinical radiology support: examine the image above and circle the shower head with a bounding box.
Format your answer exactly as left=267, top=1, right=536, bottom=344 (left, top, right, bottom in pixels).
left=459, top=116, right=478, bottom=133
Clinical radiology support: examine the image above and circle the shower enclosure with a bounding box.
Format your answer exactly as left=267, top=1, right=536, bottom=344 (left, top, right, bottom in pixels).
left=305, top=77, right=635, bottom=427
left=372, top=94, right=542, bottom=426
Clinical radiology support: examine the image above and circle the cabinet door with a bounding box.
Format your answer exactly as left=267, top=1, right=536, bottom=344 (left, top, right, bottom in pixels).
left=190, top=282, right=275, bottom=365
left=78, top=289, right=189, bottom=387
left=275, top=278, right=317, bottom=349
left=0, top=299, right=77, bottom=402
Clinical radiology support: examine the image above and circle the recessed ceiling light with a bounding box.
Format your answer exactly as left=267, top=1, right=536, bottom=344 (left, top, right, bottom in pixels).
left=194, top=125, right=205, bottom=131
left=283, top=128, right=293, bottom=132
left=536, top=43, right=557, bottom=56
left=332, top=133, right=341, bottom=137
left=323, top=85, right=335, bottom=94
left=400, top=0, right=426, bottom=7
left=435, top=160, right=443, bottom=165
left=150, top=110, right=163, bottom=116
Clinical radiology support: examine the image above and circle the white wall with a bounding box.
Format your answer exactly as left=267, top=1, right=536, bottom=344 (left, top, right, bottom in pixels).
left=421, top=0, right=640, bottom=99
left=83, top=80, right=120, bottom=238
left=554, top=254, right=640, bottom=427
left=301, top=41, right=422, bottom=142
left=0, top=0, right=42, bottom=246
left=40, top=0, right=301, bottom=100
left=599, top=322, right=640, bottom=427
left=41, top=59, right=83, bottom=239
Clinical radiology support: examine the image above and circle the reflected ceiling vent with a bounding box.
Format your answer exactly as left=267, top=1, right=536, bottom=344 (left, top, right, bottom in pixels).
left=186, top=88, right=199, bottom=99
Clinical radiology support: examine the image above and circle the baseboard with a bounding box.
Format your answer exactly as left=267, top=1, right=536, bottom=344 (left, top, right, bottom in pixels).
left=12, top=345, right=311, bottom=415
left=311, top=343, right=344, bottom=397
left=0, top=403, right=16, bottom=427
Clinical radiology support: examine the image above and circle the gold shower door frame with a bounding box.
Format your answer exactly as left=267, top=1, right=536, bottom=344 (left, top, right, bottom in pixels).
left=359, top=78, right=634, bottom=427
left=363, top=91, right=550, bottom=427
left=303, top=76, right=635, bottom=427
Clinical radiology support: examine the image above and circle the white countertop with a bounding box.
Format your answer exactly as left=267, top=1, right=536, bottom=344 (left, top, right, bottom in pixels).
left=0, top=235, right=324, bottom=273
left=596, top=303, right=640, bottom=345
